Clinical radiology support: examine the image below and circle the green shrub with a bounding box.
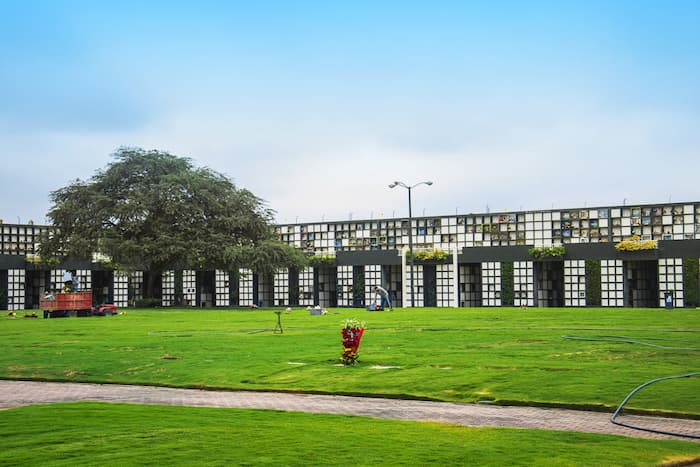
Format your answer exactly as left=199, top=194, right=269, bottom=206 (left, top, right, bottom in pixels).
left=501, top=262, right=514, bottom=306
left=24, top=255, right=60, bottom=267
left=135, top=298, right=161, bottom=308
left=307, top=253, right=335, bottom=267
left=683, top=258, right=699, bottom=307
left=585, top=260, right=601, bottom=306
left=407, top=249, right=449, bottom=262
left=528, top=245, right=565, bottom=259
left=96, top=258, right=120, bottom=270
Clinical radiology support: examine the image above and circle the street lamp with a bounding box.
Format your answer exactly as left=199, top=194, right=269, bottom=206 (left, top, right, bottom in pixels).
left=388, top=180, right=433, bottom=308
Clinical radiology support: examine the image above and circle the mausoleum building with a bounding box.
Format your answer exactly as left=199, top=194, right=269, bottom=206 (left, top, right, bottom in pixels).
left=1, top=201, right=699, bottom=310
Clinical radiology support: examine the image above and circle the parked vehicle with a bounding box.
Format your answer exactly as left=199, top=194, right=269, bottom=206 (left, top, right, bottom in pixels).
left=40, top=292, right=117, bottom=318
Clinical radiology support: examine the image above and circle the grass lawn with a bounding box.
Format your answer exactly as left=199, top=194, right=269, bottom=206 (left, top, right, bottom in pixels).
left=1, top=307, right=699, bottom=465
left=1, top=307, right=697, bottom=414
left=1, top=402, right=699, bottom=466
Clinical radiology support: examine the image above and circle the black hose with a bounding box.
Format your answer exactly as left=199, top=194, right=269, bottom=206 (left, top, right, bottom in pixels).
left=560, top=332, right=699, bottom=439
left=610, top=373, right=700, bottom=440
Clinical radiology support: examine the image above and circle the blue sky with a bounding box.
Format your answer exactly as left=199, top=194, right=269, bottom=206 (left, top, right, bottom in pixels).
left=1, top=1, right=699, bottom=225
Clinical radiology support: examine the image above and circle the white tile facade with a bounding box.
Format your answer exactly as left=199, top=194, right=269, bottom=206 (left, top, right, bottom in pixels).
left=601, top=260, right=624, bottom=307
left=564, top=260, right=586, bottom=307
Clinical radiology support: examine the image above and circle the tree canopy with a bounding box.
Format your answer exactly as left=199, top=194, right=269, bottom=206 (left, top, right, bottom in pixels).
left=40, top=148, right=306, bottom=290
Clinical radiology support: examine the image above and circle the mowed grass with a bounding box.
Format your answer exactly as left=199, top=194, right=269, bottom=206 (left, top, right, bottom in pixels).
left=1, top=307, right=700, bottom=465
left=1, top=403, right=699, bottom=466
left=1, top=307, right=698, bottom=414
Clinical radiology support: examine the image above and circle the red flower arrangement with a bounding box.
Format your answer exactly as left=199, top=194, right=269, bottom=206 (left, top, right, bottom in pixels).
left=341, top=318, right=365, bottom=365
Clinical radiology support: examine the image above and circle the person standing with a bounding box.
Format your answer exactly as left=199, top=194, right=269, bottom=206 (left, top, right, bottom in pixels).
left=62, top=270, right=73, bottom=291
left=373, top=286, right=393, bottom=310
left=43, top=290, right=55, bottom=319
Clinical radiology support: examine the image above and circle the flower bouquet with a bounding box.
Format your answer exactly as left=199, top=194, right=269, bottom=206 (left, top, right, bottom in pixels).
left=340, top=318, right=365, bottom=365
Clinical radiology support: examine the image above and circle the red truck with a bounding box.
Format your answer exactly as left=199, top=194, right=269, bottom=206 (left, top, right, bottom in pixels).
left=40, top=292, right=117, bottom=318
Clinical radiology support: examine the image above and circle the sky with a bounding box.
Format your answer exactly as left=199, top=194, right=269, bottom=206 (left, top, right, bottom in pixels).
left=1, top=1, right=699, bottom=225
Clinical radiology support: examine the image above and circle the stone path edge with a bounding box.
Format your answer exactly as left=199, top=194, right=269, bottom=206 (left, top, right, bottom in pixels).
left=0, top=380, right=698, bottom=443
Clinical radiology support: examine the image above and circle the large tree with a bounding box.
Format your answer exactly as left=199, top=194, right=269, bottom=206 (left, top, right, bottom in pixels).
left=40, top=147, right=306, bottom=296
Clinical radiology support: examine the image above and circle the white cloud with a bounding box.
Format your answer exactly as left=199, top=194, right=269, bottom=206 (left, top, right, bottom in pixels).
left=2, top=96, right=698, bottom=227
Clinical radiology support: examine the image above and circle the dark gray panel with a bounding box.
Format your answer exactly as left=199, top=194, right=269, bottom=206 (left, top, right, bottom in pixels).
left=0, top=255, right=27, bottom=268
left=658, top=239, right=700, bottom=258
left=336, top=250, right=402, bottom=266
left=458, top=246, right=532, bottom=262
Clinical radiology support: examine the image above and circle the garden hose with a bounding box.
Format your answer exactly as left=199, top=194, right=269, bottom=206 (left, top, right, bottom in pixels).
left=610, top=372, right=700, bottom=440
left=561, top=332, right=700, bottom=440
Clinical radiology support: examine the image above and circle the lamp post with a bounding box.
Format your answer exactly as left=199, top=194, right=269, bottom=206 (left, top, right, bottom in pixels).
left=388, top=181, right=433, bottom=308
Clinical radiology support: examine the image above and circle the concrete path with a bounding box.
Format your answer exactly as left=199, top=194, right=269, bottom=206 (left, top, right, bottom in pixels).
left=1, top=380, right=698, bottom=442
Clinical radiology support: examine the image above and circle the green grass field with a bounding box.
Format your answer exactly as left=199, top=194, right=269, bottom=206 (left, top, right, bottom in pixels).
left=1, top=306, right=699, bottom=465
left=2, top=307, right=698, bottom=413
left=1, top=403, right=699, bottom=466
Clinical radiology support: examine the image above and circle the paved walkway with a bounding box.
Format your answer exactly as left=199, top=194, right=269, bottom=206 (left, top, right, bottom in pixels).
left=1, top=380, right=698, bottom=442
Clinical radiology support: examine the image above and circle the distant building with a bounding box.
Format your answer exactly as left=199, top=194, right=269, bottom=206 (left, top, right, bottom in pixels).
left=2, top=201, right=699, bottom=310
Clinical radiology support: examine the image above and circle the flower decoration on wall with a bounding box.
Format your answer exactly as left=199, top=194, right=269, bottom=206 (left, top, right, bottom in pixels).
left=614, top=235, right=658, bottom=251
